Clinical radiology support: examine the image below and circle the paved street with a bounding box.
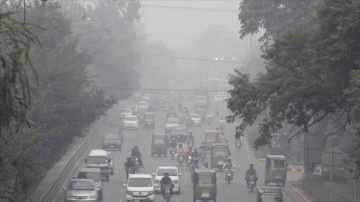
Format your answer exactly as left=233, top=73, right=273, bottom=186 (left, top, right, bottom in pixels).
left=60, top=101, right=303, bottom=202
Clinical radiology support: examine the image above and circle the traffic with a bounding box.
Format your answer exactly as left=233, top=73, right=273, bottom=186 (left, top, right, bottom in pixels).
left=62, top=91, right=287, bottom=202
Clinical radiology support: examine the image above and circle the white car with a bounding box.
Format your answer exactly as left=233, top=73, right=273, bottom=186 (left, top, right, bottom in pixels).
left=138, top=101, right=149, bottom=112
left=123, top=115, right=139, bottom=130
left=120, top=108, right=133, bottom=119
left=124, top=174, right=155, bottom=202
left=153, top=166, right=182, bottom=194
left=189, top=113, right=201, bottom=126
left=165, top=118, right=179, bottom=132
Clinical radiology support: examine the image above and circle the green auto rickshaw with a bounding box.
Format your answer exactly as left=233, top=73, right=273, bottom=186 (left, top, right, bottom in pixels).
left=192, top=169, right=217, bottom=202
left=264, top=155, right=287, bottom=186
left=151, top=132, right=168, bottom=157
left=256, top=186, right=283, bottom=202
left=210, top=143, right=230, bottom=170
left=202, top=130, right=219, bottom=151
left=143, top=112, right=155, bottom=129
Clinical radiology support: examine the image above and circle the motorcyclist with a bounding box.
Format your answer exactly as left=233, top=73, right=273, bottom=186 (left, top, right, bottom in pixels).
left=218, top=133, right=228, bottom=143
left=203, top=162, right=209, bottom=168
left=131, top=146, right=143, bottom=167
left=235, top=129, right=242, bottom=147
left=176, top=143, right=186, bottom=153
left=185, top=146, right=193, bottom=158
left=160, top=172, right=173, bottom=198
left=124, top=157, right=135, bottom=178
left=245, top=164, right=258, bottom=187
left=192, top=148, right=199, bottom=159
left=223, top=157, right=235, bottom=172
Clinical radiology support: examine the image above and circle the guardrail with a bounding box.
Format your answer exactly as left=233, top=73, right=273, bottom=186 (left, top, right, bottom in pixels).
left=36, top=104, right=119, bottom=202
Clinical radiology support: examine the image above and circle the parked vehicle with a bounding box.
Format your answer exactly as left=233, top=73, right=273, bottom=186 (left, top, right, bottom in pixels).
left=63, top=179, right=99, bottom=202
left=264, top=155, right=287, bottom=186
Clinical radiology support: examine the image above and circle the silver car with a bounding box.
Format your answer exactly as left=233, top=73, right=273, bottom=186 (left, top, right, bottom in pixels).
left=64, top=179, right=98, bottom=202
left=76, top=168, right=103, bottom=200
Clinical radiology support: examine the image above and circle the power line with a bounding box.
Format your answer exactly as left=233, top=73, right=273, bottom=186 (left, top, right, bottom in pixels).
left=141, top=4, right=238, bottom=12
left=139, top=52, right=244, bottom=64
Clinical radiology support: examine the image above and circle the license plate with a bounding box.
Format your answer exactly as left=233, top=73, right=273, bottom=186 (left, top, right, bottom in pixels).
left=275, top=175, right=282, bottom=179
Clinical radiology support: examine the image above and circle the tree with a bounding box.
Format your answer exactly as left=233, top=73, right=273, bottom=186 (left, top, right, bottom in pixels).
left=228, top=0, right=360, bottom=149
left=238, top=0, right=313, bottom=40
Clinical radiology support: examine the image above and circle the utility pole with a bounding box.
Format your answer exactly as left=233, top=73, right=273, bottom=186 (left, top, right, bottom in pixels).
left=331, top=149, right=333, bottom=202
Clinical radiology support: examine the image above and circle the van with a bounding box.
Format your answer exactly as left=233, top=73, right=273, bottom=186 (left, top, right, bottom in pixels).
left=85, top=149, right=111, bottom=181
left=76, top=168, right=103, bottom=200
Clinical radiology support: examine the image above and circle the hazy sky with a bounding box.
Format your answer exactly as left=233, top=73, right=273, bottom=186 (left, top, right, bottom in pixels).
left=139, top=0, right=240, bottom=50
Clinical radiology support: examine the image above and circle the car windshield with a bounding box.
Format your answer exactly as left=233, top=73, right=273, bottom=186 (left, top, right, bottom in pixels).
left=167, top=118, right=178, bottom=124
left=273, top=159, right=286, bottom=168
left=125, top=116, right=137, bottom=121
left=68, top=181, right=94, bottom=190
left=206, top=132, right=217, bottom=140
left=190, top=114, right=200, bottom=119
left=157, top=168, right=178, bottom=176
left=77, top=172, right=101, bottom=182
left=128, top=178, right=153, bottom=187
left=104, top=134, right=120, bottom=140
left=87, top=156, right=108, bottom=164
left=198, top=174, right=213, bottom=184
left=212, top=146, right=229, bottom=156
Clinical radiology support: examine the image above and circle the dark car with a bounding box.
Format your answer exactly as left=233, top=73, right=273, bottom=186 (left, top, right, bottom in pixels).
left=103, top=133, right=122, bottom=151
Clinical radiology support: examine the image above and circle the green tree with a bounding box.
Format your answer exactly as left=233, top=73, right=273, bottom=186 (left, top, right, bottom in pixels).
left=228, top=0, right=360, bottom=149
left=238, top=0, right=313, bottom=40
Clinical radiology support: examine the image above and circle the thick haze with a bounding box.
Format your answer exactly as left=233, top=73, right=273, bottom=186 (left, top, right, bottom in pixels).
left=140, top=0, right=240, bottom=50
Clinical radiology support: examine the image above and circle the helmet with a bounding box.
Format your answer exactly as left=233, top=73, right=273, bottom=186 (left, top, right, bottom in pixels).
left=179, top=143, right=183, bottom=147
left=164, top=172, right=169, bottom=176
left=135, top=146, right=138, bottom=149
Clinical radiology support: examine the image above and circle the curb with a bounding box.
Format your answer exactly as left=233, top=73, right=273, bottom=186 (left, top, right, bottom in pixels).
left=289, top=184, right=311, bottom=202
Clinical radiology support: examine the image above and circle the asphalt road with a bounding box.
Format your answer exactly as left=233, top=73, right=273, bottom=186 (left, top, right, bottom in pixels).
left=75, top=101, right=302, bottom=202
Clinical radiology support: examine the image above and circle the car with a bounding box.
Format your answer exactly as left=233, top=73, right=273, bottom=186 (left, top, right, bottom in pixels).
left=123, top=115, right=139, bottom=130
left=76, top=168, right=103, bottom=200
left=189, top=113, right=201, bottom=126
left=85, top=149, right=111, bottom=181
left=138, top=101, right=149, bottom=112
left=152, top=166, right=182, bottom=194
left=63, top=179, right=99, bottom=202
left=120, top=108, right=133, bottom=120
left=103, top=133, right=122, bottom=151
left=106, top=151, right=114, bottom=175
left=123, top=173, right=155, bottom=202
left=165, top=117, right=179, bottom=132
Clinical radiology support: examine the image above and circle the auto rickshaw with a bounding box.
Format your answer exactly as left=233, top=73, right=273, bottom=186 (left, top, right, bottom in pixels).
left=143, top=112, right=155, bottom=129
left=202, top=130, right=219, bottom=151
left=151, top=133, right=168, bottom=157
left=192, top=169, right=217, bottom=202
left=256, top=186, right=283, bottom=202
left=210, top=143, right=230, bottom=170
left=264, top=155, right=287, bottom=186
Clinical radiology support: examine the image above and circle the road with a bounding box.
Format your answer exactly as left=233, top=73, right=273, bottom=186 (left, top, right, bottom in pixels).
left=66, top=101, right=303, bottom=202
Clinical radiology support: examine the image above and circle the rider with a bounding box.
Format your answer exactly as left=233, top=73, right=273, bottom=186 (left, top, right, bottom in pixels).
left=218, top=133, right=228, bottom=143
left=185, top=146, right=193, bottom=159
left=190, top=159, right=200, bottom=170
left=235, top=129, right=242, bottom=147
left=124, top=157, right=135, bottom=178
left=245, top=164, right=258, bottom=187
left=160, top=172, right=173, bottom=198
left=223, top=157, right=236, bottom=172
left=192, top=148, right=199, bottom=159
left=131, top=146, right=143, bottom=167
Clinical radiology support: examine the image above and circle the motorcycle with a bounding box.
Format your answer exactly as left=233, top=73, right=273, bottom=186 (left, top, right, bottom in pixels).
left=186, top=155, right=192, bottom=167
left=235, top=140, right=242, bottom=151
left=248, top=175, right=256, bottom=192
left=225, top=169, right=233, bottom=184
left=162, top=184, right=172, bottom=202
left=178, top=153, right=184, bottom=167
left=170, top=149, right=176, bottom=160
left=126, top=167, right=134, bottom=179
left=199, top=151, right=206, bottom=162
left=134, top=157, right=140, bottom=172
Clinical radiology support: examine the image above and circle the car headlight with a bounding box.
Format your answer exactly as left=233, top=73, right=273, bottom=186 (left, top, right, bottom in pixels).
left=65, top=192, right=72, bottom=199
left=89, top=194, right=96, bottom=199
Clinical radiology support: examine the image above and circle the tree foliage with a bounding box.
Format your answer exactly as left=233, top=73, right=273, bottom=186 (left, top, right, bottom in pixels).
left=238, top=0, right=313, bottom=40
left=228, top=0, right=360, bottom=149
